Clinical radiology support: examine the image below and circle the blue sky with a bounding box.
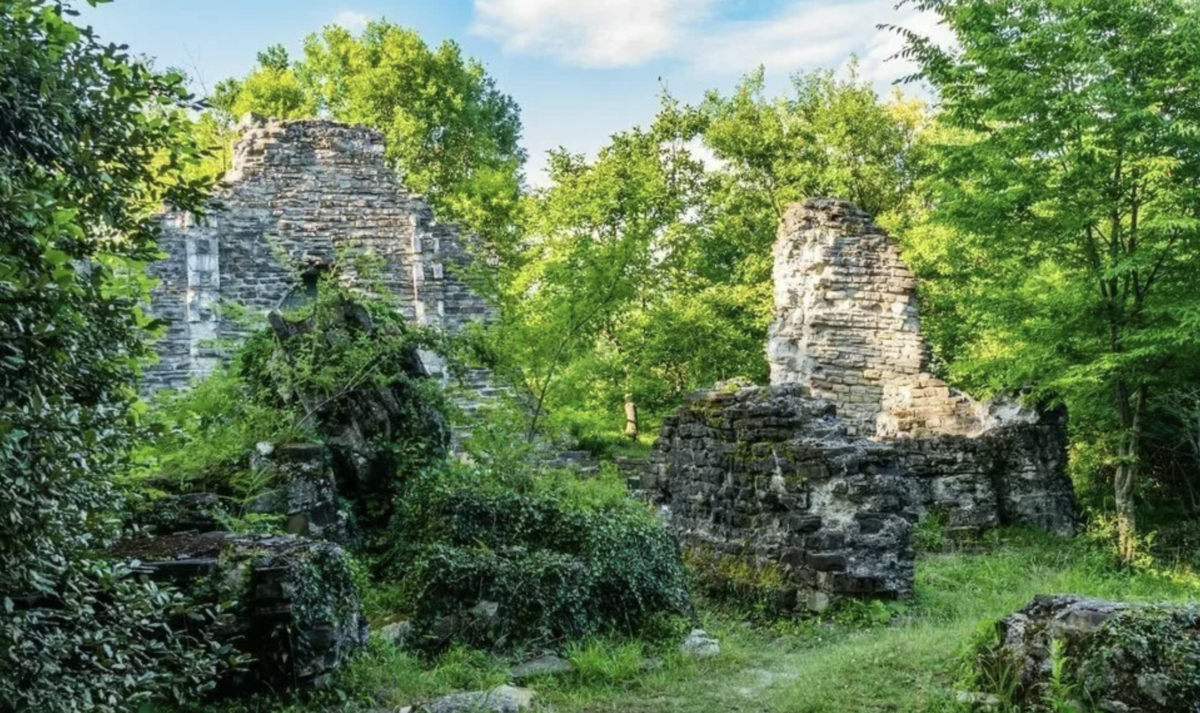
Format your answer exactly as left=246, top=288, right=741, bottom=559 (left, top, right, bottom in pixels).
left=77, top=0, right=946, bottom=186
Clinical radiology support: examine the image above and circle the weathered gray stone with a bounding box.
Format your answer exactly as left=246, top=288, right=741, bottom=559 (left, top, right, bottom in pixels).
left=111, top=531, right=366, bottom=690
left=648, top=385, right=915, bottom=610
left=763, top=199, right=1077, bottom=536
left=974, top=595, right=1200, bottom=712
left=379, top=620, right=413, bottom=649
left=679, top=629, right=721, bottom=659
left=422, top=685, right=536, bottom=713
left=647, top=199, right=1078, bottom=610
left=144, top=116, right=500, bottom=423
left=768, top=198, right=926, bottom=436
left=511, top=654, right=573, bottom=681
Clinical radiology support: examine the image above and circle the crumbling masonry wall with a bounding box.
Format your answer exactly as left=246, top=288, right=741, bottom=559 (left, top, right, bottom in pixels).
left=146, top=117, right=493, bottom=392
left=647, top=385, right=915, bottom=613
left=650, top=199, right=1078, bottom=608
left=767, top=199, right=926, bottom=436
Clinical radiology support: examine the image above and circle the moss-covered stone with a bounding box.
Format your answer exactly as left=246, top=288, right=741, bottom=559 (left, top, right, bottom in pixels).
left=969, top=595, right=1200, bottom=711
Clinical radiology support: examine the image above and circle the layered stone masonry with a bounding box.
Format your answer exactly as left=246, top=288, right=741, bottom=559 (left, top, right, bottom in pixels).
left=647, top=385, right=915, bottom=612
left=767, top=199, right=927, bottom=436
left=146, top=116, right=495, bottom=394
left=649, top=198, right=1079, bottom=607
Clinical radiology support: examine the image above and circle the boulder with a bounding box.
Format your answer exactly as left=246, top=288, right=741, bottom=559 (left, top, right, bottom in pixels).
left=511, top=654, right=573, bottom=681
left=111, top=531, right=366, bottom=690
left=379, top=620, right=413, bottom=649
left=971, top=595, right=1200, bottom=712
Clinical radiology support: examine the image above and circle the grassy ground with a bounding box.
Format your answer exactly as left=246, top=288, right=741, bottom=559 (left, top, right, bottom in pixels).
left=174, top=529, right=1200, bottom=713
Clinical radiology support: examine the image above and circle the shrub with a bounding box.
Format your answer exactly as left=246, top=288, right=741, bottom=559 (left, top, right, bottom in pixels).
left=131, top=282, right=449, bottom=543
left=0, top=1, right=233, bottom=709
left=387, top=469, right=692, bottom=652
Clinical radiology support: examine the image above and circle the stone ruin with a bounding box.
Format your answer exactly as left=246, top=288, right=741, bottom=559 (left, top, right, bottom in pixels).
left=145, top=115, right=495, bottom=397
left=648, top=198, right=1078, bottom=612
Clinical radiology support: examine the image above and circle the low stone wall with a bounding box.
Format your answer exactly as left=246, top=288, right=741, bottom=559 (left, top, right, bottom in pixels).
left=111, top=532, right=366, bottom=689
left=647, top=383, right=1078, bottom=609
left=897, top=409, right=1077, bottom=536
left=648, top=385, right=915, bottom=612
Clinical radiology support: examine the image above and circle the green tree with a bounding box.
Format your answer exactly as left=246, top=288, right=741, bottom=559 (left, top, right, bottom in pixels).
left=891, top=0, right=1200, bottom=558
left=0, top=1, right=226, bottom=708
left=698, top=63, right=926, bottom=224
left=209, top=44, right=312, bottom=121
left=493, top=118, right=709, bottom=438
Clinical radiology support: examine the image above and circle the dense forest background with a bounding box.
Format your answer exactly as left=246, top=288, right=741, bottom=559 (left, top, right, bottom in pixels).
left=4, top=0, right=1200, bottom=711
left=194, top=1, right=1200, bottom=547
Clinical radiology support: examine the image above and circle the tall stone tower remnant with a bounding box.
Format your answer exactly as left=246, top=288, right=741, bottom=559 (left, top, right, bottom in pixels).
left=767, top=198, right=1022, bottom=440
left=767, top=199, right=926, bottom=434
left=145, top=116, right=493, bottom=392
left=646, top=198, right=1079, bottom=614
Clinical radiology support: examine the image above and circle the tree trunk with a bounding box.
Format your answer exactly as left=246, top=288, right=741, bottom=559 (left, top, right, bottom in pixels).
left=1114, top=381, right=1146, bottom=562
left=624, top=393, right=639, bottom=441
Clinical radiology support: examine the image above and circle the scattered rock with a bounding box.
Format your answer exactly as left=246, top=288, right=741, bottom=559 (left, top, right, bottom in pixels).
left=511, top=654, right=573, bottom=681
left=679, top=629, right=720, bottom=659
left=955, top=691, right=1001, bottom=709
left=638, top=657, right=664, bottom=672
left=421, top=685, right=536, bottom=713
left=379, top=620, right=413, bottom=649
left=470, top=599, right=501, bottom=623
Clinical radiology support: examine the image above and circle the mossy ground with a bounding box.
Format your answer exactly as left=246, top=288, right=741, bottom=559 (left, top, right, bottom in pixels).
left=158, top=528, right=1200, bottom=713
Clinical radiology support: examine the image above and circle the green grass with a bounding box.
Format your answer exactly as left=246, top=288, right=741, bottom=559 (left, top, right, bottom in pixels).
left=166, top=529, right=1200, bottom=713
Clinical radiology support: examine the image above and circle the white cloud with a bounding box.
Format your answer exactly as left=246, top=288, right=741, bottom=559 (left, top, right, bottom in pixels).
left=332, top=10, right=372, bottom=33
left=471, top=0, right=717, bottom=68
left=470, top=0, right=954, bottom=90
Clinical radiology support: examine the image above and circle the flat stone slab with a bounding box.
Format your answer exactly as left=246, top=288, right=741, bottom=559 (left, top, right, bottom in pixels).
left=511, top=654, right=572, bottom=681
left=421, top=685, right=536, bottom=713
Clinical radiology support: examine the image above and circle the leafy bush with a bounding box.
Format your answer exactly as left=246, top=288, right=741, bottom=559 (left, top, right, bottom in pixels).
left=0, top=1, right=235, bottom=709
left=387, top=467, right=691, bottom=652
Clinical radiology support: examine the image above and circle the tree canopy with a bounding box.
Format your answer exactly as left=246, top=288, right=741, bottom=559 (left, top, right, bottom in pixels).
left=891, top=0, right=1200, bottom=556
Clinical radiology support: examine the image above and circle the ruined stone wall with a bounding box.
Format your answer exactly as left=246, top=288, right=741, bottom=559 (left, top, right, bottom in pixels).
left=767, top=199, right=927, bottom=435
left=647, top=198, right=1079, bottom=608
left=647, top=385, right=915, bottom=612
left=893, top=411, right=1077, bottom=537
left=145, top=116, right=494, bottom=391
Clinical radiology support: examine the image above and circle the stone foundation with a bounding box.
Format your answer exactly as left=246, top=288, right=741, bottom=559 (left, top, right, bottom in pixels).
left=648, top=385, right=915, bottom=611
left=111, top=532, right=366, bottom=689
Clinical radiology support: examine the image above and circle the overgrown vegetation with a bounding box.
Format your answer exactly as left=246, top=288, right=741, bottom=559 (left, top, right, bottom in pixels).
left=0, top=1, right=239, bottom=709
left=9, top=0, right=1200, bottom=710
left=144, top=530, right=1200, bottom=713
left=387, top=466, right=691, bottom=653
